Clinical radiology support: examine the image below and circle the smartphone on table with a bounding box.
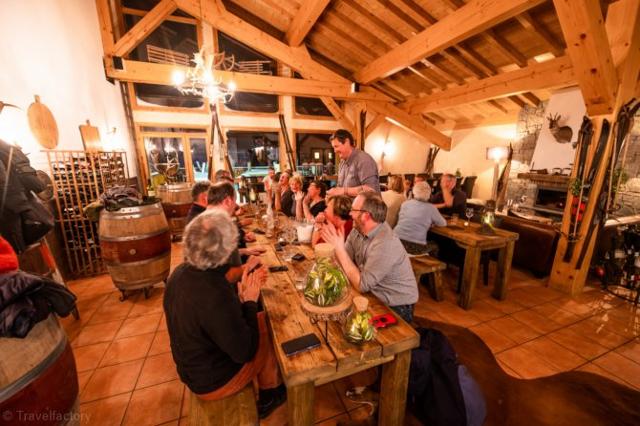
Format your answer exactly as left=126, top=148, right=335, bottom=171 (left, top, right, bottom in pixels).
left=281, top=333, right=321, bottom=356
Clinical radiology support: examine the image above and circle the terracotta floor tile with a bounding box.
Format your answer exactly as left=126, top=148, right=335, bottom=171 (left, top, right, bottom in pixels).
left=497, top=359, right=521, bottom=378
left=158, top=314, right=168, bottom=331
left=531, top=302, right=583, bottom=327
left=128, top=288, right=164, bottom=317
left=74, top=342, right=110, bottom=372
left=78, top=370, right=93, bottom=394
left=137, top=352, right=179, bottom=389
left=315, top=383, right=347, bottom=422
left=87, top=299, right=134, bottom=325
left=469, top=323, right=518, bottom=353
left=592, top=351, right=640, bottom=389
left=72, top=320, right=123, bottom=348
left=435, top=308, right=483, bottom=328
left=521, top=337, right=587, bottom=371
left=81, top=359, right=143, bottom=402
left=551, top=298, right=605, bottom=318
left=100, top=333, right=154, bottom=367
left=80, top=392, right=131, bottom=426
left=149, top=330, right=172, bottom=356
left=123, top=380, right=184, bottom=426
left=576, top=363, right=635, bottom=389
left=591, top=312, right=640, bottom=339
left=75, top=293, right=109, bottom=313
left=481, top=296, right=527, bottom=315
left=508, top=286, right=563, bottom=308
left=511, top=309, right=563, bottom=334
left=567, top=319, right=631, bottom=349
left=546, top=328, right=609, bottom=360
left=615, top=338, right=640, bottom=364
left=116, top=313, right=162, bottom=339
left=466, top=299, right=506, bottom=322
left=496, top=346, right=560, bottom=379
left=485, top=316, right=541, bottom=344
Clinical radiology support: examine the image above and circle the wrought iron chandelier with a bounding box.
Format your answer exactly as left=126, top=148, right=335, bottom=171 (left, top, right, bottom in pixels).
left=171, top=48, right=236, bottom=103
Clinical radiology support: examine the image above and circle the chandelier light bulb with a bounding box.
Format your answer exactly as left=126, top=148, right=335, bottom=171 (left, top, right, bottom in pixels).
left=172, top=70, right=186, bottom=86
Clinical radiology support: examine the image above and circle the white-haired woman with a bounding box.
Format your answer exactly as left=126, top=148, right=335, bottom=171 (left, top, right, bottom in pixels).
left=163, top=210, right=285, bottom=419
left=394, top=181, right=447, bottom=255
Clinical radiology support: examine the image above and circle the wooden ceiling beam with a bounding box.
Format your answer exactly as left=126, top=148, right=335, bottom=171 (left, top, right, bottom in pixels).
left=112, top=0, right=177, bottom=57
left=96, top=0, right=116, bottom=54
left=422, top=58, right=465, bottom=85
left=105, top=59, right=391, bottom=101
left=404, top=56, right=575, bottom=113
left=320, top=97, right=355, bottom=133
left=515, top=11, right=565, bottom=57
left=521, top=92, right=542, bottom=106
left=366, top=102, right=452, bottom=150
left=353, top=0, right=544, bottom=84
left=552, top=0, right=618, bottom=115
left=121, top=6, right=196, bottom=24
left=285, top=0, right=331, bottom=46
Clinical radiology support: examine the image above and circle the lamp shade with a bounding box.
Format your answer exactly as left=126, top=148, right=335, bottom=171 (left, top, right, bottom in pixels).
left=486, top=146, right=509, bottom=162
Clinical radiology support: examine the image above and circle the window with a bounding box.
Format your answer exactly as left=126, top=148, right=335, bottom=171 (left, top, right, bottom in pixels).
left=227, top=131, right=280, bottom=172
left=293, top=73, right=338, bottom=117
left=218, top=32, right=279, bottom=113
left=296, top=133, right=333, bottom=165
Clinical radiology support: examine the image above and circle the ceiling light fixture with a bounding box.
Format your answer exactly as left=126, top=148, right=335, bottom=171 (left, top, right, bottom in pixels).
left=172, top=47, right=236, bottom=103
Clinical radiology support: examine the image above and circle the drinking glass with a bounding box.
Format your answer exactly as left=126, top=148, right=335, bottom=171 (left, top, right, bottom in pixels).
left=465, top=208, right=474, bottom=228
left=451, top=213, right=459, bottom=226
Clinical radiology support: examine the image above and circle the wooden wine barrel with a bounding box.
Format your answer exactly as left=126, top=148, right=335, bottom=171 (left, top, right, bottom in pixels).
left=0, top=315, right=79, bottom=425
left=157, top=183, right=193, bottom=240
left=99, top=202, right=171, bottom=294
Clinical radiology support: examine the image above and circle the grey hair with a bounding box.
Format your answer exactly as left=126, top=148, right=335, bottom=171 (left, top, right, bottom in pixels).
left=412, top=181, right=432, bottom=202
left=183, top=209, right=238, bottom=270
left=358, top=191, right=387, bottom=223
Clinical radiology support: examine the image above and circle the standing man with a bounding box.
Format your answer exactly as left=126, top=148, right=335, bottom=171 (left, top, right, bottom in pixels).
left=321, top=192, right=418, bottom=323
left=430, top=173, right=467, bottom=216
left=186, top=181, right=211, bottom=225
left=326, top=129, right=380, bottom=197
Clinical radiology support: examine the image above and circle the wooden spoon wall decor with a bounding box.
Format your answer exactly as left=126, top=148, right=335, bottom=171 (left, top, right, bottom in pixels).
left=27, top=95, right=58, bottom=149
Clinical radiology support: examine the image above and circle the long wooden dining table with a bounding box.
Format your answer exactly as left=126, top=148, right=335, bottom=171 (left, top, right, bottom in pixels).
left=430, top=220, right=519, bottom=310
left=248, top=227, right=419, bottom=425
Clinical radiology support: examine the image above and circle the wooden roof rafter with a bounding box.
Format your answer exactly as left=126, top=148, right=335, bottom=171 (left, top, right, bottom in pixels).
left=113, top=0, right=177, bottom=57
left=285, top=0, right=331, bottom=46
left=353, top=0, right=545, bottom=84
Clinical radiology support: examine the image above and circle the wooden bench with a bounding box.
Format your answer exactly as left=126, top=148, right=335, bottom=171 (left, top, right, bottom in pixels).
left=189, top=384, right=258, bottom=426
left=409, top=255, right=447, bottom=301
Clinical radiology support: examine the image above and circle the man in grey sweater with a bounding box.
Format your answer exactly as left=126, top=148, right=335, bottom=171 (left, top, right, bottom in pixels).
left=321, top=191, right=418, bottom=323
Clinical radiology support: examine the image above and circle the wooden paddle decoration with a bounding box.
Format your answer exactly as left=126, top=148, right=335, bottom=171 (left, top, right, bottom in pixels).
left=27, top=95, right=58, bottom=149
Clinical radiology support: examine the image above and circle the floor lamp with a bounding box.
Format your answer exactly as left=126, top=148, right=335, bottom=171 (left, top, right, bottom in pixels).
left=486, top=146, right=510, bottom=200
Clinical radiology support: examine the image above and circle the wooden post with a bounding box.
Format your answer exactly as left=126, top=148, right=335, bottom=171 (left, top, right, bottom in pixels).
left=379, top=350, right=412, bottom=425
left=494, top=241, right=515, bottom=300
left=459, top=246, right=482, bottom=309
left=548, top=0, right=640, bottom=295
left=287, top=381, right=314, bottom=426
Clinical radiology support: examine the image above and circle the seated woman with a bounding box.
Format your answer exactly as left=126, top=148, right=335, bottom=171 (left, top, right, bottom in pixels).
left=300, top=181, right=327, bottom=222
left=163, top=210, right=285, bottom=419
left=381, top=175, right=406, bottom=228
left=312, top=195, right=353, bottom=247
left=394, top=181, right=447, bottom=255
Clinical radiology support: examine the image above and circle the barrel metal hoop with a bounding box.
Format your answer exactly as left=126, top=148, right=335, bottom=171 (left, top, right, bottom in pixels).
left=104, top=252, right=170, bottom=267
left=99, top=229, right=169, bottom=242
left=0, top=329, right=67, bottom=403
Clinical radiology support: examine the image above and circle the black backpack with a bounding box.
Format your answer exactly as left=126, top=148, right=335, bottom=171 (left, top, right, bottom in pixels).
left=408, top=327, right=486, bottom=426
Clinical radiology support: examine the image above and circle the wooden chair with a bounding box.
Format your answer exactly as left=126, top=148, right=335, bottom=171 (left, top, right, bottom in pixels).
left=189, top=384, right=258, bottom=426
left=409, top=255, right=447, bottom=301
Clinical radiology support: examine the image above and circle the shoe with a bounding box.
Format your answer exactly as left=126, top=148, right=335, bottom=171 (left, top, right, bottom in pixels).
left=258, top=384, right=287, bottom=419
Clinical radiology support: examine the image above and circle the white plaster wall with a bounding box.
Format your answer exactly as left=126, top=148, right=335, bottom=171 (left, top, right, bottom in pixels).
left=530, top=87, right=585, bottom=170
left=364, top=121, right=517, bottom=200
left=0, top=0, right=136, bottom=176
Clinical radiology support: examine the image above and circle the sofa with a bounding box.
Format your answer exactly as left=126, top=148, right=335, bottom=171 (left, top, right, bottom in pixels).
left=496, top=215, right=560, bottom=277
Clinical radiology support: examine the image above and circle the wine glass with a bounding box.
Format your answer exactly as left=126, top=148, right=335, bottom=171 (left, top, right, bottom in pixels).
left=465, top=207, right=474, bottom=228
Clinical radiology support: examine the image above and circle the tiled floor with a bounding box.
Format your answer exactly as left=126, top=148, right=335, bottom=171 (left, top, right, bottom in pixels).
left=60, top=243, right=640, bottom=425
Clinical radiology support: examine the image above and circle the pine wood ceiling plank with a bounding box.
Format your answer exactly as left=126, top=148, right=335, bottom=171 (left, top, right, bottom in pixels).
left=456, top=43, right=500, bottom=75
left=328, top=9, right=392, bottom=52
left=404, top=56, right=575, bottom=113
left=285, top=0, right=331, bottom=46
left=552, top=0, right=618, bottom=115
left=314, top=22, right=378, bottom=58
left=372, top=82, right=406, bottom=101
left=442, top=48, right=489, bottom=79
left=421, top=58, right=465, bottom=85
left=515, top=11, right=565, bottom=57
left=310, top=25, right=376, bottom=63
left=113, top=0, right=177, bottom=57
left=521, top=92, right=542, bottom=106
left=481, top=29, right=529, bottom=68
left=406, top=66, right=440, bottom=92
left=224, top=1, right=286, bottom=38
left=339, top=0, right=406, bottom=43
left=306, top=32, right=365, bottom=72
left=411, top=63, right=448, bottom=90
left=376, top=0, right=423, bottom=32
left=488, top=99, right=509, bottom=114
left=353, top=0, right=545, bottom=84
left=398, top=0, right=438, bottom=25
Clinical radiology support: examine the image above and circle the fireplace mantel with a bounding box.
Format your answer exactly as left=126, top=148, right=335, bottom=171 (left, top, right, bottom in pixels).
left=517, top=173, right=570, bottom=189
